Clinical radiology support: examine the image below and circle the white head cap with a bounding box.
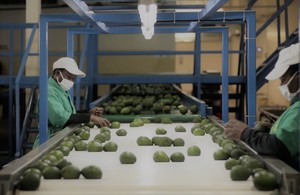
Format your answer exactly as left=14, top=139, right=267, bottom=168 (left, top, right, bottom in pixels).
left=53, top=57, right=86, bottom=78
left=265, top=43, right=300, bottom=80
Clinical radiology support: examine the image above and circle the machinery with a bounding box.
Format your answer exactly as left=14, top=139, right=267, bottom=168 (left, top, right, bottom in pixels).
left=0, top=84, right=299, bottom=195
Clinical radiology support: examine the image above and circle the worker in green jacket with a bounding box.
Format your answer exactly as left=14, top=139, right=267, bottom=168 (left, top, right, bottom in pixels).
left=35, top=57, right=110, bottom=146
left=224, top=43, right=299, bottom=171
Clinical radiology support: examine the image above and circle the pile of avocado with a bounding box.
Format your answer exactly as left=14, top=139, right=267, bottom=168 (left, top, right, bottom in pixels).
left=100, top=84, right=199, bottom=115
left=17, top=123, right=110, bottom=191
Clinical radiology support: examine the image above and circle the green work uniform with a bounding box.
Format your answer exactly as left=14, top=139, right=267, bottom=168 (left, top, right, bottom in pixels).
left=47, top=76, right=76, bottom=132
left=34, top=77, right=76, bottom=147
left=270, top=96, right=300, bottom=164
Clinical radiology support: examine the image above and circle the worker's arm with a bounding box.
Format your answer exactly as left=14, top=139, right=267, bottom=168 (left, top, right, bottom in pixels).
left=64, top=113, right=90, bottom=127
left=64, top=113, right=110, bottom=128
left=224, top=118, right=296, bottom=169
left=240, top=128, right=292, bottom=163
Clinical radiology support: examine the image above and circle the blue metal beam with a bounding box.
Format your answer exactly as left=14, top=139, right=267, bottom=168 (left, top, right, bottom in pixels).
left=67, top=25, right=75, bottom=100
left=39, top=15, right=49, bottom=144
left=199, top=0, right=229, bottom=19
left=246, top=11, right=256, bottom=127
left=87, top=34, right=98, bottom=107
left=0, top=76, right=39, bottom=86
left=40, top=13, right=248, bottom=25
left=0, top=23, right=36, bottom=29
left=67, top=28, right=90, bottom=110
left=194, top=29, right=201, bottom=100
left=8, top=28, right=14, bottom=159
left=90, top=4, right=205, bottom=11
left=76, top=34, right=89, bottom=110
left=92, top=75, right=246, bottom=84
left=91, top=11, right=252, bottom=22
left=62, top=0, right=108, bottom=32
left=221, top=27, right=229, bottom=122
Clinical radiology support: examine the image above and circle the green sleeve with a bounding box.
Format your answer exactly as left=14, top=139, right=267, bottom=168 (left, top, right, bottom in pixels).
left=48, top=89, right=72, bottom=128
left=275, top=103, right=300, bottom=158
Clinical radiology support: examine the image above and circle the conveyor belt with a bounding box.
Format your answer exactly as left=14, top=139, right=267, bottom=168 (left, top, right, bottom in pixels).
left=17, top=123, right=273, bottom=195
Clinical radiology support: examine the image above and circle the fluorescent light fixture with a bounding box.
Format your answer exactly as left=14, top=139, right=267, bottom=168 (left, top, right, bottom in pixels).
left=141, top=25, right=154, bottom=40
left=138, top=0, right=157, bottom=40
left=138, top=3, right=157, bottom=27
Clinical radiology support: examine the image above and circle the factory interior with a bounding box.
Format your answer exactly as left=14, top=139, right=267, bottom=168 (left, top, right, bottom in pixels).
left=0, top=0, right=299, bottom=194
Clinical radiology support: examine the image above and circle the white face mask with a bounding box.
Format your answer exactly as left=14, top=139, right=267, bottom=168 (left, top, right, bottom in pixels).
left=278, top=71, right=299, bottom=101
left=57, top=71, right=74, bottom=91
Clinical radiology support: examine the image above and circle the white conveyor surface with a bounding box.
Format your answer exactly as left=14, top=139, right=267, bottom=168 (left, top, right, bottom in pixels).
left=18, top=123, right=274, bottom=195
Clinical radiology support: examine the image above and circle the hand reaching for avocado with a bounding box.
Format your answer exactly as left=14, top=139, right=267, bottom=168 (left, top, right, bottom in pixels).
left=90, top=115, right=110, bottom=127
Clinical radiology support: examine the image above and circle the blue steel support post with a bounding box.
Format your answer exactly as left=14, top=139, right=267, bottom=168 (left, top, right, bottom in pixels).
left=246, top=12, right=256, bottom=127
left=194, top=31, right=201, bottom=99
left=76, top=34, right=89, bottom=110
left=276, top=0, right=281, bottom=46
left=87, top=34, right=97, bottom=108
left=194, top=31, right=204, bottom=115
left=15, top=25, right=37, bottom=157
left=8, top=28, right=14, bottom=159
left=283, top=0, right=289, bottom=41
left=20, top=28, right=25, bottom=56
left=221, top=28, right=229, bottom=122
left=39, top=16, right=49, bottom=144
left=67, top=30, right=75, bottom=98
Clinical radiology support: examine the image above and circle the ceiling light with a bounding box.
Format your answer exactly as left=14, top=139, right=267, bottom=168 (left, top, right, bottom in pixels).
left=138, top=0, right=157, bottom=40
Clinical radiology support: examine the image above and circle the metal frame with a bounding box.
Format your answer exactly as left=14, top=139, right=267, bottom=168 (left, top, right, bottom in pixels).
left=39, top=10, right=256, bottom=144
left=67, top=26, right=229, bottom=119
left=0, top=23, right=90, bottom=159
left=15, top=24, right=38, bottom=157
left=62, top=0, right=229, bottom=33
left=0, top=23, right=39, bottom=160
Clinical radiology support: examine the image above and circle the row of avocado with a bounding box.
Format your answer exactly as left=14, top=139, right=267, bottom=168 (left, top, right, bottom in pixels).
left=201, top=119, right=278, bottom=192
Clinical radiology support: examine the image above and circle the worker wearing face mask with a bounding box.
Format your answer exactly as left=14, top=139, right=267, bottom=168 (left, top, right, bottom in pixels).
left=34, top=57, right=110, bottom=147
left=224, top=43, right=300, bottom=171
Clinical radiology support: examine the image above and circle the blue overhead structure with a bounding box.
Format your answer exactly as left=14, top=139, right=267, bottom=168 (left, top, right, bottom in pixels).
left=38, top=0, right=257, bottom=144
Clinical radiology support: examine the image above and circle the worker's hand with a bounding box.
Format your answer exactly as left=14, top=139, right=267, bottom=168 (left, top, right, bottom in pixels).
left=224, top=119, right=248, bottom=141
left=90, top=115, right=110, bottom=127
left=90, top=107, right=104, bottom=116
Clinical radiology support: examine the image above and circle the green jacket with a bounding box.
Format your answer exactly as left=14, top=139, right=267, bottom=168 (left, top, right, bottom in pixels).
left=270, top=95, right=300, bottom=163
left=47, top=76, right=76, bottom=134
left=34, top=77, right=76, bottom=147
